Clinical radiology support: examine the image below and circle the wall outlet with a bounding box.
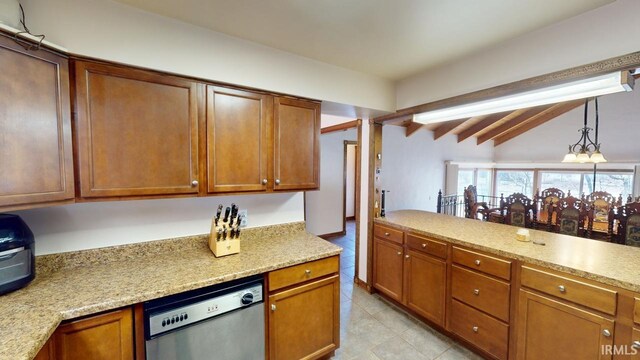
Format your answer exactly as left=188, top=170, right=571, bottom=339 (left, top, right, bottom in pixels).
left=238, top=209, right=248, bottom=227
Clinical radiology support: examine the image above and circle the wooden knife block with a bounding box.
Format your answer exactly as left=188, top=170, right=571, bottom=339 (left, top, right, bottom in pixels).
left=209, top=220, right=241, bottom=257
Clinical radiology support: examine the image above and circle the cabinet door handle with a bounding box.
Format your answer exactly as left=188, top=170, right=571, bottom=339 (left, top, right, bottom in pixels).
left=472, top=326, right=479, bottom=333
left=275, top=179, right=281, bottom=185
left=473, top=289, right=480, bottom=296
left=474, top=259, right=481, bottom=266
left=558, top=285, right=566, bottom=293
left=632, top=340, right=640, bottom=349
left=191, top=180, right=199, bottom=187
left=271, top=304, right=276, bottom=311
left=421, top=243, right=427, bottom=248
left=262, top=179, right=268, bottom=185
left=602, top=329, right=611, bottom=337
left=397, top=251, right=402, bottom=256
left=405, top=255, right=410, bottom=259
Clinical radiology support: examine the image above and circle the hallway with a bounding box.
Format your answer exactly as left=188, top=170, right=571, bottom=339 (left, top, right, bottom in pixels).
left=327, top=221, right=481, bottom=360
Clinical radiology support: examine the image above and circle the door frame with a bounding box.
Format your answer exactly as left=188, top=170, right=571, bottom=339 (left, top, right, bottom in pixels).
left=342, top=140, right=358, bottom=234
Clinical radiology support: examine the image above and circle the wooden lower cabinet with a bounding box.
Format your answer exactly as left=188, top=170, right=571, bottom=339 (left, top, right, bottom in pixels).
left=268, top=275, right=340, bottom=360
left=404, top=249, right=446, bottom=326
left=35, top=308, right=135, bottom=360
left=373, top=237, right=404, bottom=302
left=516, top=289, right=615, bottom=360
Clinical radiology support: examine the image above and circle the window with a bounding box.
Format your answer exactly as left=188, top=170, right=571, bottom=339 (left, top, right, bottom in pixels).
left=584, top=173, right=633, bottom=197
left=540, top=172, right=581, bottom=196
left=476, top=169, right=492, bottom=197
left=456, top=170, right=474, bottom=196
left=538, top=171, right=633, bottom=198
left=456, top=169, right=493, bottom=197
left=496, top=170, right=534, bottom=198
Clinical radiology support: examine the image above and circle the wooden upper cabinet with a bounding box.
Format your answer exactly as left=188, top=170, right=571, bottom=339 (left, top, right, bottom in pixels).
left=206, top=86, right=271, bottom=193
left=74, top=61, right=200, bottom=198
left=0, top=35, right=74, bottom=210
left=273, top=97, right=320, bottom=191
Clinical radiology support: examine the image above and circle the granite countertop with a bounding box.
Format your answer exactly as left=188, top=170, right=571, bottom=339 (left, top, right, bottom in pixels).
left=0, top=222, right=341, bottom=360
left=376, top=210, right=640, bottom=293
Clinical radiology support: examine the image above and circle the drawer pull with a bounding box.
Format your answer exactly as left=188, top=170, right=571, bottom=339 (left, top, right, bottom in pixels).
left=474, top=259, right=481, bottom=266
left=632, top=341, right=640, bottom=349
left=304, top=269, right=311, bottom=275
left=558, top=285, right=566, bottom=293
left=421, top=243, right=427, bottom=248
left=472, top=326, right=479, bottom=333
left=602, top=329, right=611, bottom=337
left=385, top=232, right=390, bottom=236
left=473, top=289, right=480, bottom=296
left=397, top=251, right=402, bottom=256
left=405, top=255, right=410, bottom=259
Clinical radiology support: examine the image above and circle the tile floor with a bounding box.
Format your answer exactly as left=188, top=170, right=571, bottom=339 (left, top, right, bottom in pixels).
left=327, top=221, right=482, bottom=360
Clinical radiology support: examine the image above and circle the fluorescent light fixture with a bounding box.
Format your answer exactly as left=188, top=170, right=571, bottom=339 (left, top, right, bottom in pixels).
left=413, top=71, right=634, bottom=125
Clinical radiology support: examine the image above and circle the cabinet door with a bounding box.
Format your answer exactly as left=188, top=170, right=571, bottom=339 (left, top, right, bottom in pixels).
left=517, top=290, right=614, bottom=360
left=207, top=86, right=270, bottom=193
left=0, top=36, right=74, bottom=210
left=34, top=337, right=54, bottom=360
left=55, top=308, right=133, bottom=360
left=404, top=249, right=446, bottom=326
left=273, top=97, right=320, bottom=191
left=373, top=238, right=404, bottom=302
left=74, top=61, right=200, bottom=198
left=268, top=275, right=340, bottom=360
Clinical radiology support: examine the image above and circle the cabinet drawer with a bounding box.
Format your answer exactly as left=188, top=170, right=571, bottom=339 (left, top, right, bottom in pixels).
left=269, top=256, right=339, bottom=292
left=452, top=247, right=511, bottom=281
left=635, top=298, right=640, bottom=325
left=373, top=225, right=403, bottom=244
left=520, top=266, right=617, bottom=316
left=452, top=265, right=510, bottom=322
left=406, top=233, right=447, bottom=259
left=450, top=299, right=509, bottom=360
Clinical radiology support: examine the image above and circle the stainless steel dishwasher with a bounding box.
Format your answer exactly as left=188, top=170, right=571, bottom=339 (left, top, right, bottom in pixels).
left=144, top=275, right=265, bottom=360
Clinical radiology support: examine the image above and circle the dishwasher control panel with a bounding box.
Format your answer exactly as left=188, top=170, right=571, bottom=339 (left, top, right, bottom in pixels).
left=147, top=283, right=263, bottom=337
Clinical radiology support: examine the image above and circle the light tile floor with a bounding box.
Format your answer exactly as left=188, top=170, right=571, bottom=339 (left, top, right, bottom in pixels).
left=327, top=221, right=482, bottom=360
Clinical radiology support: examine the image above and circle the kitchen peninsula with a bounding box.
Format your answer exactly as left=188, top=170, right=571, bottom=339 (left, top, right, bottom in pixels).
left=373, top=210, right=640, bottom=360
left=0, top=223, right=341, bottom=360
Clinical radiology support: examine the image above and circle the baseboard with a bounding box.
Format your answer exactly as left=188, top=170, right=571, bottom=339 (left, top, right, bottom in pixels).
left=345, top=216, right=356, bottom=221
left=318, top=231, right=346, bottom=240
left=354, top=277, right=372, bottom=293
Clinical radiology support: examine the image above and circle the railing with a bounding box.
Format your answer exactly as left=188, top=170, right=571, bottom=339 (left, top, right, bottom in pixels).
left=436, top=190, right=501, bottom=218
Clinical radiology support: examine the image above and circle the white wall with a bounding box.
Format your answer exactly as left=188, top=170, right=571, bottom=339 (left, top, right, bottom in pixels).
left=346, top=144, right=357, bottom=218
left=381, top=126, right=494, bottom=212
left=15, top=193, right=304, bottom=255
left=396, top=0, right=640, bottom=109
left=21, top=0, right=395, bottom=113
left=306, top=129, right=357, bottom=236
left=495, top=90, right=640, bottom=163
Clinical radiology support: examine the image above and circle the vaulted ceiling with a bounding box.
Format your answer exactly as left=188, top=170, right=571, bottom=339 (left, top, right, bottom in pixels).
left=394, top=71, right=640, bottom=146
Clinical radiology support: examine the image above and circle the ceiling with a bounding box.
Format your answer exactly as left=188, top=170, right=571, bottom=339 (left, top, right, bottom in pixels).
left=393, top=73, right=640, bottom=146
left=113, top=0, right=612, bottom=80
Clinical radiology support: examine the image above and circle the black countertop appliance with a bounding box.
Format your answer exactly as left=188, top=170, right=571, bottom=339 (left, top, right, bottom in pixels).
left=0, top=214, right=35, bottom=295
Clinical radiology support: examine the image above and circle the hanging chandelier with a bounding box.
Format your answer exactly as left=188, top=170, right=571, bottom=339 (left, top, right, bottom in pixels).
left=562, top=98, right=607, bottom=164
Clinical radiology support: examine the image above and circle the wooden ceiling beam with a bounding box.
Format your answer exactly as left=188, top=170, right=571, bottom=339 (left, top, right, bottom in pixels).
left=476, top=105, right=550, bottom=145
left=405, top=122, right=424, bottom=137
left=321, top=119, right=360, bottom=134
left=457, top=112, right=510, bottom=142
left=432, top=119, right=468, bottom=140
left=493, top=100, right=584, bottom=146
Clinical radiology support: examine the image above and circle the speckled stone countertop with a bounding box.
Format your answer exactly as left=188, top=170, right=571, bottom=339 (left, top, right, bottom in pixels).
left=0, top=222, right=341, bottom=360
left=377, top=210, right=640, bottom=293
